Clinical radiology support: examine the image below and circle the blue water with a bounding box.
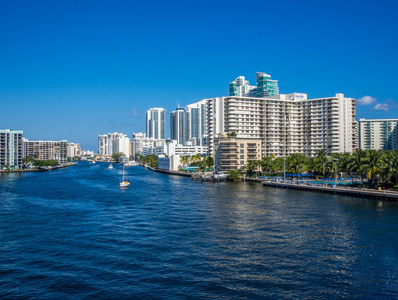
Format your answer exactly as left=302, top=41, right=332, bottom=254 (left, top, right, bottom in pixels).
left=1, top=162, right=398, bottom=299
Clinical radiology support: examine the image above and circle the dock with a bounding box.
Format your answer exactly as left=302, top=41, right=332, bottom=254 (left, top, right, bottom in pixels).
left=262, top=181, right=398, bottom=201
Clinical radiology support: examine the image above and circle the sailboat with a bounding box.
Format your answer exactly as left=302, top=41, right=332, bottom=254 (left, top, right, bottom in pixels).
left=120, top=164, right=130, bottom=188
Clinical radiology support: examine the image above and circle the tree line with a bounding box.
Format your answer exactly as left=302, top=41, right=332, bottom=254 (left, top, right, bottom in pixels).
left=241, top=149, right=398, bottom=186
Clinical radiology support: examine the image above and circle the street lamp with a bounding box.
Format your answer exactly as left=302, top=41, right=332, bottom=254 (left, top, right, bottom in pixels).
left=333, top=158, right=338, bottom=187
left=283, top=157, right=286, bottom=183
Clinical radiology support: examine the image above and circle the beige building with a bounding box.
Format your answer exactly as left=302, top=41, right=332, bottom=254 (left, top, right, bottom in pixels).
left=214, top=137, right=262, bottom=173
left=23, top=139, right=68, bottom=163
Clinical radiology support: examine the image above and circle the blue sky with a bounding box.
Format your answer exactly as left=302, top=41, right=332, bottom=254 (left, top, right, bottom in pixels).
left=1, top=0, right=397, bottom=151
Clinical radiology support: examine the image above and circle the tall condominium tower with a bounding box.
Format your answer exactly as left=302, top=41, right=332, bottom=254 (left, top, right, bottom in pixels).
left=0, top=129, right=23, bottom=168
left=256, top=72, right=279, bottom=97
left=229, top=72, right=279, bottom=97
left=206, top=93, right=356, bottom=157
left=170, top=99, right=207, bottom=146
left=359, top=118, right=398, bottom=150
left=229, top=76, right=256, bottom=97
left=186, top=99, right=207, bottom=145
left=146, top=108, right=166, bottom=140
left=170, top=107, right=188, bottom=145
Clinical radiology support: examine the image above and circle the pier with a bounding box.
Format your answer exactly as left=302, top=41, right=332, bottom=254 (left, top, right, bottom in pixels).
left=262, top=180, right=398, bottom=201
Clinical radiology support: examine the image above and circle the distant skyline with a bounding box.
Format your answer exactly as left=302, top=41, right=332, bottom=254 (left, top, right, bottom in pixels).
left=1, top=0, right=397, bottom=151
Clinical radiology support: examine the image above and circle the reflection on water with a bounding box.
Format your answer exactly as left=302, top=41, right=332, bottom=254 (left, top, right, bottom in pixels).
left=0, top=163, right=398, bottom=298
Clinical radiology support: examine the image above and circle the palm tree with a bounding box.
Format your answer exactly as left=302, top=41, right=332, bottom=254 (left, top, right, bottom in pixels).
left=286, top=153, right=308, bottom=174
left=346, top=149, right=366, bottom=182
left=202, top=155, right=214, bottom=170
left=246, top=160, right=260, bottom=175
left=362, top=150, right=385, bottom=184
left=180, top=156, right=189, bottom=168
left=311, top=150, right=331, bottom=177
left=383, top=151, right=398, bottom=185
left=260, top=156, right=272, bottom=174
left=191, top=153, right=202, bottom=164
left=271, top=157, right=284, bottom=174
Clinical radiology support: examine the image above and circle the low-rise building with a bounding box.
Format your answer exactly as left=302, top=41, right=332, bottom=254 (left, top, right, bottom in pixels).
left=157, top=154, right=183, bottom=171
left=163, top=140, right=207, bottom=157
left=214, top=137, right=262, bottom=173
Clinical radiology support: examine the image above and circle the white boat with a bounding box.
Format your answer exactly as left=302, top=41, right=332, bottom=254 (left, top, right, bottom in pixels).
left=108, top=164, right=113, bottom=169
left=124, top=161, right=138, bottom=167
left=120, top=164, right=130, bottom=188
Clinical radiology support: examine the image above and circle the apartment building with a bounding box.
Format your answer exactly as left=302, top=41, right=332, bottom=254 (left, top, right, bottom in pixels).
left=229, top=72, right=279, bottom=97
left=146, top=108, right=166, bottom=140
left=67, top=142, right=81, bottom=158
left=98, top=133, right=130, bottom=157
left=214, top=137, right=262, bottom=173
left=131, top=132, right=165, bottom=157
left=206, top=93, right=356, bottom=157
left=23, top=139, right=68, bottom=163
left=163, top=140, right=207, bottom=157
left=359, top=118, right=398, bottom=150
left=170, top=100, right=207, bottom=146
left=0, top=129, right=23, bottom=168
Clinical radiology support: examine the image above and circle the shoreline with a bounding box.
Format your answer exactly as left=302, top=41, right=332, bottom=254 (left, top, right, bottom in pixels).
left=148, top=166, right=398, bottom=201
left=0, top=162, right=77, bottom=173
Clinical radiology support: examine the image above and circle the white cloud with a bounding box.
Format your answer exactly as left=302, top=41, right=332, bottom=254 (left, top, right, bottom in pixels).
left=357, top=96, right=376, bottom=105
left=372, top=103, right=390, bottom=111
left=127, top=109, right=139, bottom=117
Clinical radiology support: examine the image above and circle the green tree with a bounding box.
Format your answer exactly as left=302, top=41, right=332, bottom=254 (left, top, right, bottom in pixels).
left=112, top=152, right=125, bottom=163
left=383, top=151, right=398, bottom=184
left=202, top=156, right=214, bottom=170
left=362, top=150, right=385, bottom=184
left=180, top=156, right=189, bottom=168
left=227, top=131, right=237, bottom=138
left=346, top=149, right=366, bottom=181
left=311, top=150, right=332, bottom=177
left=286, top=153, right=308, bottom=174
left=227, top=169, right=242, bottom=180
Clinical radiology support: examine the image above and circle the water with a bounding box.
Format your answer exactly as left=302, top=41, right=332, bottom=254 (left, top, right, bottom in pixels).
left=1, top=162, right=398, bottom=299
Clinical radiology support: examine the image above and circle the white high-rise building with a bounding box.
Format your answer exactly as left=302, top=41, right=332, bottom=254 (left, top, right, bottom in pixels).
left=111, top=134, right=130, bottom=157
left=98, top=134, right=109, bottom=156
left=0, top=129, right=23, bottom=168
left=229, top=76, right=256, bottom=97
left=98, top=133, right=130, bottom=157
left=131, top=132, right=165, bottom=157
left=170, top=107, right=187, bottom=145
left=67, top=142, right=81, bottom=158
left=359, top=118, right=398, bottom=151
left=170, top=99, right=207, bottom=146
left=205, top=93, right=356, bottom=157
left=146, top=108, right=166, bottom=140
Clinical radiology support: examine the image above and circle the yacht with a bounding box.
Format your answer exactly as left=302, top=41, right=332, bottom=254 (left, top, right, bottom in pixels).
left=108, top=164, right=113, bottom=169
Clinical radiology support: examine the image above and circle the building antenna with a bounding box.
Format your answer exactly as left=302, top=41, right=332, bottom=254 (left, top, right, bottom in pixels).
left=177, top=99, right=180, bottom=108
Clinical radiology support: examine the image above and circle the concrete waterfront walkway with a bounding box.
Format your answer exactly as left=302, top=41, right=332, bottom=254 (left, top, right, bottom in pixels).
left=261, top=180, right=398, bottom=201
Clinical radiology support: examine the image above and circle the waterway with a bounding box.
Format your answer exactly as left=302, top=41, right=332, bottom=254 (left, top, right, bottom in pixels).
left=1, top=162, right=398, bottom=299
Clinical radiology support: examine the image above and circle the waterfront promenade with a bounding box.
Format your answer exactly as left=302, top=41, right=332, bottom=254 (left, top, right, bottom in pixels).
left=147, top=166, right=398, bottom=201
left=0, top=162, right=77, bottom=173
left=258, top=179, right=398, bottom=201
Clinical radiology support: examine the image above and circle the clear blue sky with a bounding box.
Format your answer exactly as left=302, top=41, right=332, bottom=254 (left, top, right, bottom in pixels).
left=1, top=0, right=397, bottom=151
